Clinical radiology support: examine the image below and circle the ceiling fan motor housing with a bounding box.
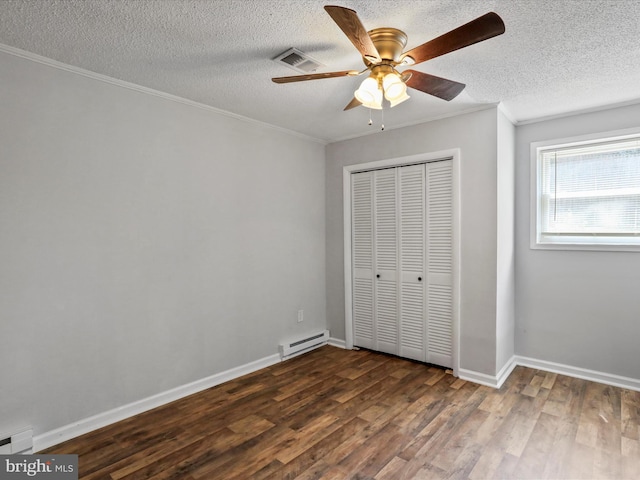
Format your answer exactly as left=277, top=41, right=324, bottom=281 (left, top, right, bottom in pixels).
left=366, top=28, right=408, bottom=64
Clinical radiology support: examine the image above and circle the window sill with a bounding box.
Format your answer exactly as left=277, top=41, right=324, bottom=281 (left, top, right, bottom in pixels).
left=531, top=238, right=640, bottom=252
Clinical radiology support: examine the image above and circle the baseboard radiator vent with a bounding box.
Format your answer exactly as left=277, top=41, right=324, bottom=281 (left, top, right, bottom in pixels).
left=279, top=330, right=330, bottom=360
left=0, top=429, right=33, bottom=454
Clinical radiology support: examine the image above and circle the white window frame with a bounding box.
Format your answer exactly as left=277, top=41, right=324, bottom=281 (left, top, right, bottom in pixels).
left=530, top=127, right=640, bottom=252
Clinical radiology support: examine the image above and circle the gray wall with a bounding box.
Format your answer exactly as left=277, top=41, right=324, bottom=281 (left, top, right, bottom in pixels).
left=0, top=50, right=326, bottom=438
left=515, top=103, right=640, bottom=379
left=326, top=108, right=504, bottom=376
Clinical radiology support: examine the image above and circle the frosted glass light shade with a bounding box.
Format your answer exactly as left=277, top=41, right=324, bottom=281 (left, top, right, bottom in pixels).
left=355, top=77, right=383, bottom=110
left=389, top=91, right=410, bottom=107
left=382, top=73, right=405, bottom=100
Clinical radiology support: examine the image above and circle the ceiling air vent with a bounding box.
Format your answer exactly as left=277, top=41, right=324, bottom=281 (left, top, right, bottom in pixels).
left=273, top=48, right=323, bottom=74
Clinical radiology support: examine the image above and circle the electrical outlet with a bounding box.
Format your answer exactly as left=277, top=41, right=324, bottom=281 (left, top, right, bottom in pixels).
left=297, top=309, right=304, bottom=323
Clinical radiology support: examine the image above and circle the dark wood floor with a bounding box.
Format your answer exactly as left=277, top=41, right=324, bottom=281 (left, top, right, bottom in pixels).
left=44, top=346, right=640, bottom=479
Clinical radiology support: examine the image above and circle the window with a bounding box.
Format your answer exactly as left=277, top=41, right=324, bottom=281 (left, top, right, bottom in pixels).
left=531, top=129, right=640, bottom=251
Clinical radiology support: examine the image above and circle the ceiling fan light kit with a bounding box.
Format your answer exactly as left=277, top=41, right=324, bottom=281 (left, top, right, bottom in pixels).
left=272, top=5, right=505, bottom=121
left=354, top=68, right=410, bottom=110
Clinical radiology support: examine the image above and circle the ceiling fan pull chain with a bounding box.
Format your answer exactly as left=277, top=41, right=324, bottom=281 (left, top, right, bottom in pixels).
left=368, top=108, right=373, bottom=126
left=381, top=106, right=385, bottom=131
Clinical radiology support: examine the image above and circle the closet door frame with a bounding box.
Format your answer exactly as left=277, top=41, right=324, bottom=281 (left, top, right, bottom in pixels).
left=343, top=149, right=461, bottom=377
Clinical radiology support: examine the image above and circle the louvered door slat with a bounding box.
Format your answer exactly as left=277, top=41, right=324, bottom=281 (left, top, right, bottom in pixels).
left=399, top=282, right=423, bottom=353
left=399, top=164, right=425, bottom=361
left=353, top=279, right=374, bottom=341
left=426, top=160, right=453, bottom=368
left=376, top=279, right=397, bottom=353
left=426, top=166, right=453, bottom=276
left=353, top=174, right=373, bottom=271
left=352, top=172, right=374, bottom=350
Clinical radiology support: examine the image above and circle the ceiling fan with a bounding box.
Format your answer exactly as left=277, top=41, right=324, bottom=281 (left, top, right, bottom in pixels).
left=272, top=5, right=505, bottom=111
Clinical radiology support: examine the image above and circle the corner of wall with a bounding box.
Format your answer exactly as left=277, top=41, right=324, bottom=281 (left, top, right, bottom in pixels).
left=495, top=108, right=516, bottom=374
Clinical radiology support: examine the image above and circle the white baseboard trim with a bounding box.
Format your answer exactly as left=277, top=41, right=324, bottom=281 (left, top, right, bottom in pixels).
left=459, top=356, right=517, bottom=389
left=458, top=368, right=501, bottom=388
left=328, top=337, right=347, bottom=349
left=459, top=355, right=640, bottom=392
left=33, top=353, right=281, bottom=452
left=515, top=355, right=640, bottom=392
left=496, top=356, right=519, bottom=388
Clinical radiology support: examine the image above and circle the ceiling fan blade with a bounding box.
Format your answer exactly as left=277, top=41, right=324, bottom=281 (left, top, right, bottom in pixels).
left=401, top=12, right=505, bottom=65
left=343, top=97, right=362, bottom=110
left=403, top=70, right=465, bottom=101
left=324, top=6, right=381, bottom=62
left=272, top=70, right=359, bottom=83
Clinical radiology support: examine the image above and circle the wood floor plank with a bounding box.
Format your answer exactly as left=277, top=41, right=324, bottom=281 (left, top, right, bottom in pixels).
left=492, top=452, right=520, bottom=480
left=513, top=412, right=561, bottom=479
left=594, top=446, right=623, bottom=479
left=622, top=389, right=640, bottom=440
left=423, top=368, right=447, bottom=386
left=337, top=423, right=406, bottom=476
left=41, top=346, right=640, bottom=479
left=191, top=425, right=297, bottom=479
left=442, top=440, right=484, bottom=480
left=274, top=413, right=342, bottom=465
left=267, top=417, right=370, bottom=480
left=564, top=441, right=596, bottom=479
left=541, top=373, right=573, bottom=417
left=468, top=445, right=506, bottom=480
left=540, top=371, right=557, bottom=390
left=521, top=372, right=545, bottom=397
left=373, top=455, right=407, bottom=479
left=89, top=428, right=206, bottom=479
left=396, top=384, right=488, bottom=477
left=429, top=408, right=488, bottom=472
left=539, top=407, right=581, bottom=479
left=622, top=441, right=640, bottom=480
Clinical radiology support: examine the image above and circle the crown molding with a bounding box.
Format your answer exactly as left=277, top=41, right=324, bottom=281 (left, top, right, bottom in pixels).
left=331, top=103, right=501, bottom=143
left=513, top=98, right=640, bottom=127
left=0, top=43, right=327, bottom=145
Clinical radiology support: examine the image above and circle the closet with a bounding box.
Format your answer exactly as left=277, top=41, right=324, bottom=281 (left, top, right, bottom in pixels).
left=351, top=160, right=453, bottom=368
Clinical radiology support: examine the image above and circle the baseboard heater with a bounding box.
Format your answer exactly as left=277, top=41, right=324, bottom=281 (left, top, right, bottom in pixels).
left=279, top=330, right=330, bottom=360
left=0, top=429, right=33, bottom=454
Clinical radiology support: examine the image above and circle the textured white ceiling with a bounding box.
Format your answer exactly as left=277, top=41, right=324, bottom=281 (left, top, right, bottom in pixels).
left=1, top=0, right=640, bottom=142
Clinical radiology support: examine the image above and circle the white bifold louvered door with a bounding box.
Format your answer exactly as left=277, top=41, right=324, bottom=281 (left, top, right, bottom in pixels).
left=424, top=161, right=454, bottom=367
left=398, top=164, right=425, bottom=361
left=351, top=161, right=453, bottom=368
left=374, top=168, right=398, bottom=355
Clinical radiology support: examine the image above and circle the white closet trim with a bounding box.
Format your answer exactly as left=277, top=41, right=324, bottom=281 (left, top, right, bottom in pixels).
left=343, top=149, right=461, bottom=377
